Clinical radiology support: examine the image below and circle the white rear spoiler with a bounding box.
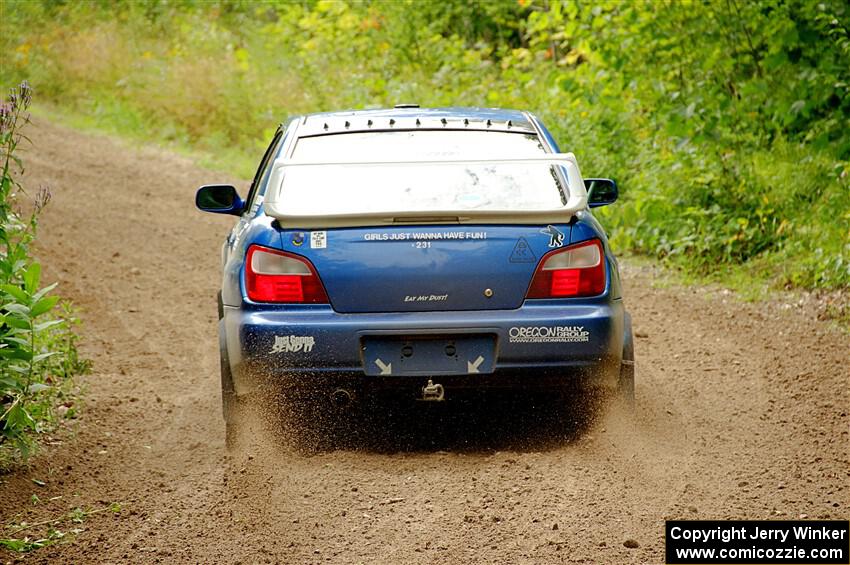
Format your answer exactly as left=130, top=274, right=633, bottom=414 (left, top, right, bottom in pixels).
left=263, top=153, right=586, bottom=228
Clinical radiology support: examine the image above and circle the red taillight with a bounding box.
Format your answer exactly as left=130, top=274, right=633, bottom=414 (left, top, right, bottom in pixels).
left=245, top=245, right=329, bottom=303
left=526, top=239, right=606, bottom=298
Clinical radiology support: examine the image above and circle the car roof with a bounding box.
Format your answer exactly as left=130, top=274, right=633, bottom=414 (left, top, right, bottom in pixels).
left=294, top=107, right=537, bottom=136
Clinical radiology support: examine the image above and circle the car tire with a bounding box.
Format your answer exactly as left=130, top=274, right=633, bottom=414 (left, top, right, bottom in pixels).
left=219, top=320, right=241, bottom=450
left=223, top=389, right=240, bottom=450
left=618, top=312, right=635, bottom=407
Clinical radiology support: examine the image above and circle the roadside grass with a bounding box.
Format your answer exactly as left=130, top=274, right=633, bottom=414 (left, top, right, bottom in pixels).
left=0, top=501, right=122, bottom=553
left=29, top=102, right=256, bottom=180
left=624, top=252, right=850, bottom=334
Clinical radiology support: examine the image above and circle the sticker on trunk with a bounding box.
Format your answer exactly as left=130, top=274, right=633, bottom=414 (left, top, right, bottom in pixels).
left=404, top=293, right=448, bottom=303
left=510, top=237, right=536, bottom=263
left=509, top=326, right=589, bottom=343
left=310, top=231, right=327, bottom=249
left=363, top=231, right=487, bottom=241
left=541, top=225, right=565, bottom=248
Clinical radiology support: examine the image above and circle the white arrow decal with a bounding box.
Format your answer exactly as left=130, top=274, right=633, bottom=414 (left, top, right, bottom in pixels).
left=375, top=358, right=392, bottom=375
left=467, top=355, right=485, bottom=374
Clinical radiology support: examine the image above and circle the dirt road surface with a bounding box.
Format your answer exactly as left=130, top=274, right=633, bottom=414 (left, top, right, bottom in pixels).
left=1, top=120, right=848, bottom=564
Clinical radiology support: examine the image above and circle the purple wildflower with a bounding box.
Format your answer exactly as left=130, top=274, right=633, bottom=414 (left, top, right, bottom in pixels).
left=19, top=81, right=32, bottom=107
left=34, top=187, right=52, bottom=212
left=0, top=102, right=11, bottom=135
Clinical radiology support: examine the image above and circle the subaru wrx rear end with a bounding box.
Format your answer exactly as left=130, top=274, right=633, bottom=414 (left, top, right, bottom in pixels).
left=196, top=107, right=633, bottom=444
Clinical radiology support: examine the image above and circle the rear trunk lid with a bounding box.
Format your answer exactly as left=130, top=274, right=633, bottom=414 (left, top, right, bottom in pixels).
left=279, top=224, right=570, bottom=313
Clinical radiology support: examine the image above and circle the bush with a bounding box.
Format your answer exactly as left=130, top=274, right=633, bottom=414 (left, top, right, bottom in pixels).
left=0, top=81, right=89, bottom=466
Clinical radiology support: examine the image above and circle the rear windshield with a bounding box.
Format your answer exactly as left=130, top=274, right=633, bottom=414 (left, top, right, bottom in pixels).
left=279, top=130, right=567, bottom=216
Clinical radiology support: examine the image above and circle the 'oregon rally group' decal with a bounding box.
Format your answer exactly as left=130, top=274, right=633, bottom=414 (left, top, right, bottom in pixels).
left=509, top=326, right=589, bottom=343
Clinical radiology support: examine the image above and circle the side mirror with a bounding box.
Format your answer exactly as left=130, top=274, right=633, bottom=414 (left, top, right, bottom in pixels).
left=584, top=178, right=618, bottom=208
left=195, top=184, right=244, bottom=215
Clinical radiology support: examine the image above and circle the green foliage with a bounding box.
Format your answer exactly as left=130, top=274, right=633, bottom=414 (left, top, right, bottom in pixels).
left=0, top=527, right=66, bottom=553
left=0, top=0, right=847, bottom=289
left=1, top=502, right=121, bottom=553
left=0, top=82, right=89, bottom=467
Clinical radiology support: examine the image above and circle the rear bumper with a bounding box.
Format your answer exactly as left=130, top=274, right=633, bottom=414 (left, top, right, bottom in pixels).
left=223, top=299, right=625, bottom=395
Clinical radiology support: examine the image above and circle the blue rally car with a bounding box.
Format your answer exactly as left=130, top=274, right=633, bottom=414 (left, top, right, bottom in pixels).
left=196, top=106, right=633, bottom=441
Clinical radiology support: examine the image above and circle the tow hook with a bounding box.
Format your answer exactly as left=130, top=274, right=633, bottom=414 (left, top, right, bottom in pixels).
left=421, top=379, right=445, bottom=402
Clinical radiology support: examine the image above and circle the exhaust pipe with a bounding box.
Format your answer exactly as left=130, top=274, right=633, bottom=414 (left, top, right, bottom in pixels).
left=330, top=388, right=353, bottom=408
